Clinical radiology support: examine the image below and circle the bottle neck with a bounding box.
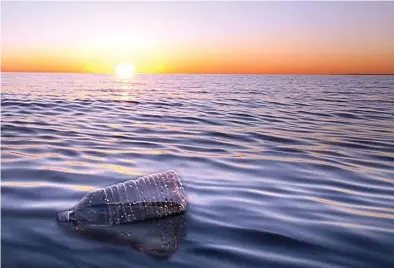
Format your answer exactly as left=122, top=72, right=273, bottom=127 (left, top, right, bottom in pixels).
left=57, top=210, right=75, bottom=223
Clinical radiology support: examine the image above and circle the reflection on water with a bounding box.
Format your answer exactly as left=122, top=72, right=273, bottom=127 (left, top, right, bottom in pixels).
left=1, top=73, right=394, bottom=268
left=1, top=181, right=96, bottom=192
left=65, top=214, right=186, bottom=259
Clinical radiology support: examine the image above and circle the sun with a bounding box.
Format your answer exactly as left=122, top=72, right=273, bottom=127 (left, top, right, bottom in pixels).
left=115, top=63, right=135, bottom=79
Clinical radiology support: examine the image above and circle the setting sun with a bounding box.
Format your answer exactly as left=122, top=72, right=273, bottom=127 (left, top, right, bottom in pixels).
left=115, top=63, right=135, bottom=79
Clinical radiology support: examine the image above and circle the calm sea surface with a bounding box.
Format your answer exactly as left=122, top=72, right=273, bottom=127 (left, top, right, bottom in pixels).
left=1, top=73, right=394, bottom=268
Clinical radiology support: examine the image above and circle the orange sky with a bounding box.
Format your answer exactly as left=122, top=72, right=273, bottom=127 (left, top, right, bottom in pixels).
left=2, top=2, right=394, bottom=74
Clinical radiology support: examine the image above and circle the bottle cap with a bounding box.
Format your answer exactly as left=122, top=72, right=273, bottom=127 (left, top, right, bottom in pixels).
left=57, top=210, right=71, bottom=223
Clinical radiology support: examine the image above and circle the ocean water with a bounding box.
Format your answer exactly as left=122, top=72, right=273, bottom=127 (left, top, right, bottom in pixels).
left=1, top=73, right=394, bottom=268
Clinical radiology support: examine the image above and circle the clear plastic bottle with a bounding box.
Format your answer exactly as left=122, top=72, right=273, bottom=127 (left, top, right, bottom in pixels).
left=57, top=170, right=187, bottom=225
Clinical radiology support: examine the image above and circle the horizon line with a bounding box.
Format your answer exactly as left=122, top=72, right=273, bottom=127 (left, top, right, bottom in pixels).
left=1, top=71, right=393, bottom=76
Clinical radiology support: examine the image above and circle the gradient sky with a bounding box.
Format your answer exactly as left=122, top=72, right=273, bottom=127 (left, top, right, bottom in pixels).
left=2, top=1, right=394, bottom=74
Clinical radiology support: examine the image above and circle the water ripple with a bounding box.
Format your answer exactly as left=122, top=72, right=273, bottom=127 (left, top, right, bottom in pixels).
left=1, top=73, right=394, bottom=268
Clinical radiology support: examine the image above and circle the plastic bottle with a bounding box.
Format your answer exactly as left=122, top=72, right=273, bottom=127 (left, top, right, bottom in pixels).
left=57, top=170, right=187, bottom=226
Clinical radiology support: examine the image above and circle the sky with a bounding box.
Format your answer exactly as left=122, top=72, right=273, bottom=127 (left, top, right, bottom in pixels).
left=1, top=1, right=394, bottom=74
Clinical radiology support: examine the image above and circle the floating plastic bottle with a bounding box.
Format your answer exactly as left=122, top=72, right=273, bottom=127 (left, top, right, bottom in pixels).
left=57, top=170, right=187, bottom=226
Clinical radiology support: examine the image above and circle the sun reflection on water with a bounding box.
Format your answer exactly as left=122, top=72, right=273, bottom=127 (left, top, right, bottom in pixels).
left=0, top=181, right=95, bottom=192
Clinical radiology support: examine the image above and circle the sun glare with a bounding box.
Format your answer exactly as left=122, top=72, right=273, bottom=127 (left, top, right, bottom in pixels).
left=115, top=63, right=135, bottom=79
